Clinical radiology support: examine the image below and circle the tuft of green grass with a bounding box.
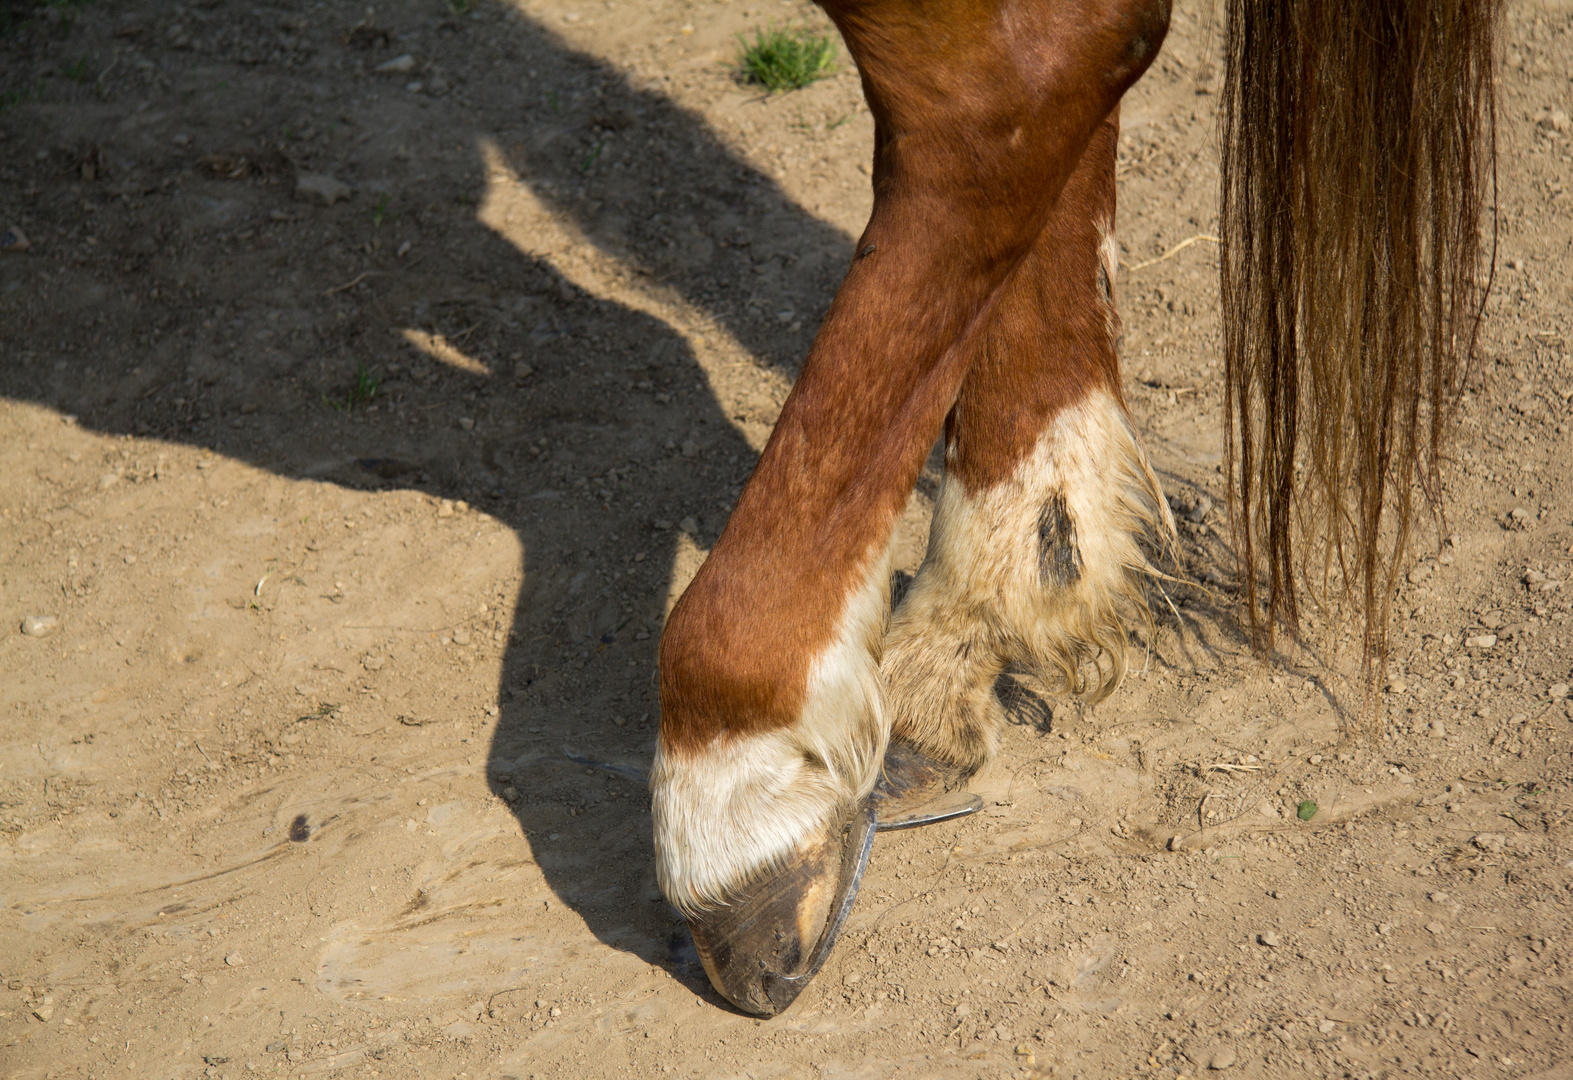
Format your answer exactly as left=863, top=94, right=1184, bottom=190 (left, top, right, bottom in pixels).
left=579, top=137, right=607, bottom=175
left=324, top=360, right=381, bottom=411
left=736, top=24, right=836, bottom=92
left=371, top=193, right=391, bottom=226
left=1297, top=800, right=1318, bottom=821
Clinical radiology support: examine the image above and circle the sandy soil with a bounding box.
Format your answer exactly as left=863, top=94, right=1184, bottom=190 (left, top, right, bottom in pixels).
left=1, top=1, right=1571, bottom=1078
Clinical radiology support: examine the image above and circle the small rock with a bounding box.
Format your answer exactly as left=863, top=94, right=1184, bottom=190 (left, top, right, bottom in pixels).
left=1549, top=683, right=1569, bottom=701
left=1429, top=891, right=1450, bottom=903
left=1187, top=495, right=1213, bottom=524
left=1428, top=719, right=1446, bottom=739
left=679, top=516, right=699, bottom=535
left=1208, top=1047, right=1237, bottom=1070
left=1256, top=932, right=1281, bottom=948
left=457, top=416, right=475, bottom=431
left=452, top=628, right=471, bottom=646
left=32, top=1004, right=53, bottom=1023
left=1510, top=507, right=1531, bottom=522
left=224, top=952, right=243, bottom=966
left=514, top=362, right=534, bottom=379
left=1465, top=633, right=1496, bottom=649
left=294, top=173, right=352, bottom=206
left=1386, top=678, right=1408, bottom=694
left=1472, top=833, right=1507, bottom=854
left=1318, top=1019, right=1337, bottom=1035
left=680, top=439, right=699, bottom=458
left=375, top=53, right=417, bottom=74
left=437, top=499, right=456, bottom=518
left=1539, top=109, right=1570, bottom=133
left=21, top=615, right=58, bottom=638
left=1424, top=922, right=1445, bottom=935
left=363, top=655, right=386, bottom=671
left=1406, top=564, right=1432, bottom=584
left=171, top=133, right=191, bottom=147
left=1, top=225, right=30, bottom=253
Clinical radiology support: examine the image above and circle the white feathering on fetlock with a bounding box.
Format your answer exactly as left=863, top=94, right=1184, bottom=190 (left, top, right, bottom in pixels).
left=881, top=389, right=1174, bottom=771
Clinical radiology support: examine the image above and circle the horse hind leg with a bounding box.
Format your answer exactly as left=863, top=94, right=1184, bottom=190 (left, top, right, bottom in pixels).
left=881, top=114, right=1175, bottom=777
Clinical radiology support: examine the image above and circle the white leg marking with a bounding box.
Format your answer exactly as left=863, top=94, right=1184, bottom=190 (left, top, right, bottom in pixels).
left=882, top=389, right=1173, bottom=768
left=652, top=546, right=892, bottom=912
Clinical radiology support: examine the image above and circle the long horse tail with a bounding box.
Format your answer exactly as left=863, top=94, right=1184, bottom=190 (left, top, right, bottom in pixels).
left=1219, top=0, right=1499, bottom=675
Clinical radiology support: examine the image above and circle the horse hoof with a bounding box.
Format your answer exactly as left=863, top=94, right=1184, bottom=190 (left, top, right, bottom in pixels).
left=686, top=801, right=875, bottom=1017
left=872, top=740, right=983, bottom=831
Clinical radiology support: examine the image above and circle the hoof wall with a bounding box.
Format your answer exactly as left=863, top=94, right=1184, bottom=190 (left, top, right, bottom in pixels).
left=685, top=802, right=875, bottom=1017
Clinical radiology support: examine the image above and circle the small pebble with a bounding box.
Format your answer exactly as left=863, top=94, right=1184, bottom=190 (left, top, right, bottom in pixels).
left=1428, top=719, right=1446, bottom=739
left=452, top=628, right=472, bottom=646
left=679, top=516, right=699, bottom=535
left=1256, top=932, right=1281, bottom=948
left=21, top=615, right=59, bottom=638
left=1, top=225, right=30, bottom=253
left=1208, top=1047, right=1236, bottom=1070
left=1549, top=683, right=1569, bottom=701
left=1465, top=633, right=1497, bottom=649
left=376, top=53, right=417, bottom=74
left=224, top=952, right=243, bottom=966
left=294, top=173, right=352, bottom=206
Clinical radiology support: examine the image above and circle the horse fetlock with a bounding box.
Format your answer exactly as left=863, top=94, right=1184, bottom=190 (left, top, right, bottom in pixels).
left=881, top=591, right=1007, bottom=774
left=882, top=390, right=1172, bottom=770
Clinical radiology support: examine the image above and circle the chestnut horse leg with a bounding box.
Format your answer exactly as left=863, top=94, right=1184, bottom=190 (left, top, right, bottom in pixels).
left=881, top=113, right=1173, bottom=778
left=654, top=0, right=1171, bottom=1016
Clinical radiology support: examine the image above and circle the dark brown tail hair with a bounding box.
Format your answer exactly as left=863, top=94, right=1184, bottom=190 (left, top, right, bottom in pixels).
left=1220, top=0, right=1499, bottom=675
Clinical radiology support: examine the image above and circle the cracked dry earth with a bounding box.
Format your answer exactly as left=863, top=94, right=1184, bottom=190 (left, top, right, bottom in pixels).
left=2, top=0, right=1572, bottom=1078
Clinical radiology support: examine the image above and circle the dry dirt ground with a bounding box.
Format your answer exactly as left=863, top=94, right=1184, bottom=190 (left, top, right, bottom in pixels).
left=2, top=1, right=1572, bottom=1078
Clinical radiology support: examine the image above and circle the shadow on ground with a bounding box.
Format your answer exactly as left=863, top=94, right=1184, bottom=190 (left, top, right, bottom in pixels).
left=0, top=0, right=854, bottom=982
